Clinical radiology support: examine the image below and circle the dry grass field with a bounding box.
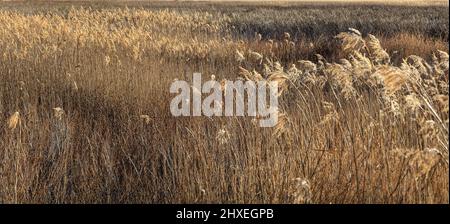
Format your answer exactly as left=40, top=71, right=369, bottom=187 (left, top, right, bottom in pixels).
left=0, top=1, right=448, bottom=203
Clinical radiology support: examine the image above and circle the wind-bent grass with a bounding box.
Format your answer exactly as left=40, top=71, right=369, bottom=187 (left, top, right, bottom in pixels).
left=0, top=5, right=448, bottom=203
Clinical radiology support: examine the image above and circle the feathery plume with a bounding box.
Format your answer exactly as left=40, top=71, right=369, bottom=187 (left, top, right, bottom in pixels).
left=291, top=178, right=312, bottom=204
left=268, top=70, right=289, bottom=96
left=335, top=28, right=365, bottom=55
left=235, top=49, right=245, bottom=63
left=373, top=66, right=408, bottom=95
left=283, top=32, right=291, bottom=40
left=140, top=115, right=151, bottom=124
left=247, top=50, right=263, bottom=64
left=7, top=112, right=20, bottom=130
left=216, top=127, right=230, bottom=145
left=366, top=34, right=390, bottom=64
left=53, top=107, right=65, bottom=120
